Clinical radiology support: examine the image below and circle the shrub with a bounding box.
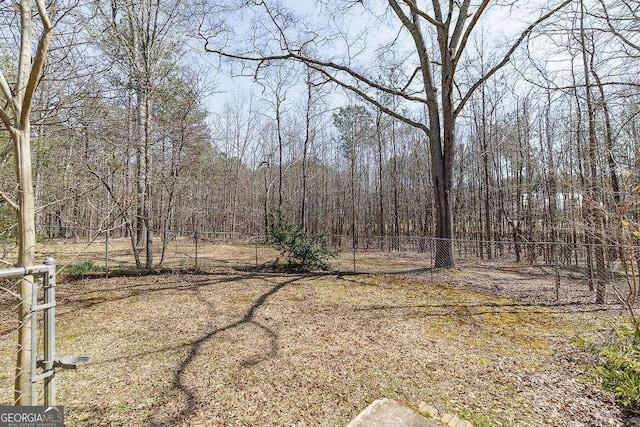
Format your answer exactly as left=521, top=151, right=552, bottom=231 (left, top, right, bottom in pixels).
left=576, top=321, right=640, bottom=408
left=62, top=261, right=95, bottom=275
left=267, top=211, right=336, bottom=271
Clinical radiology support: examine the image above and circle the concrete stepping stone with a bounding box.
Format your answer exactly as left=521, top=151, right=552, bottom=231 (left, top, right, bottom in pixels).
left=347, top=398, right=446, bottom=427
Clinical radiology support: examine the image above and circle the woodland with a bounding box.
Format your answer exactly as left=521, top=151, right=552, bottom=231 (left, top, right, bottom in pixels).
left=1, top=0, right=639, bottom=270
left=2, top=0, right=640, bottom=413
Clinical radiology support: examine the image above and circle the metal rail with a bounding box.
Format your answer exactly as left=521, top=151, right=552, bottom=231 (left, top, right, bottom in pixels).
left=3, top=258, right=57, bottom=405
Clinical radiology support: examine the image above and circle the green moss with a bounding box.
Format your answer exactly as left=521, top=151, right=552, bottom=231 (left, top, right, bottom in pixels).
left=60, top=330, right=81, bottom=343
left=455, top=408, right=501, bottom=427
left=110, top=400, right=129, bottom=414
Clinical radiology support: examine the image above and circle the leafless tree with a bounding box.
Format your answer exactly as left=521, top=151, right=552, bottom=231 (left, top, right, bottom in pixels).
left=0, top=0, right=57, bottom=405
left=201, top=0, right=571, bottom=267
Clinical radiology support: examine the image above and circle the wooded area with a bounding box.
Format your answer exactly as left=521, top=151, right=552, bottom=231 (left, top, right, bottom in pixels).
left=2, top=0, right=640, bottom=271
left=2, top=0, right=640, bottom=412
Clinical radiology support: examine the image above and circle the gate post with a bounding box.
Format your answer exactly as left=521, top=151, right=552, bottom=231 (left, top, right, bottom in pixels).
left=43, top=257, right=56, bottom=405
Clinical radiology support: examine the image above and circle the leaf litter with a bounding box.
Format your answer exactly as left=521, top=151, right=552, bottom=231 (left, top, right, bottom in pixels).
left=0, top=267, right=628, bottom=426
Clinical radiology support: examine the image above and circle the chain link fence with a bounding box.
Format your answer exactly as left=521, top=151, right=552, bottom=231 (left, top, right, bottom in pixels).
left=1, top=230, right=636, bottom=306
left=0, top=260, right=57, bottom=406
left=336, top=236, right=635, bottom=306
left=0, top=274, right=23, bottom=405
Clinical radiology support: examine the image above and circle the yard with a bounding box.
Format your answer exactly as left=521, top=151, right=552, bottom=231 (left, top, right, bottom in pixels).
left=0, top=260, right=630, bottom=426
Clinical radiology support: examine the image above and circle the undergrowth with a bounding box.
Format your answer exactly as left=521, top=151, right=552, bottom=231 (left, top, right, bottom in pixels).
left=575, top=320, right=640, bottom=408
left=61, top=260, right=96, bottom=275
left=267, top=208, right=336, bottom=271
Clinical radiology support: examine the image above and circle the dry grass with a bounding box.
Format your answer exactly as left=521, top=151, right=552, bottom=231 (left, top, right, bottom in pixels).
left=1, top=237, right=628, bottom=307
left=0, top=266, right=627, bottom=426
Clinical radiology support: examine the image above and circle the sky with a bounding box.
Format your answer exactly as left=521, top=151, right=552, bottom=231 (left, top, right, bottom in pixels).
left=199, top=0, right=567, bottom=121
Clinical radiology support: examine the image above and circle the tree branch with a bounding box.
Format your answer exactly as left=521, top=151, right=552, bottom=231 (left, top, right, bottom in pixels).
left=451, top=0, right=490, bottom=66
left=388, top=0, right=439, bottom=112
left=597, top=0, right=640, bottom=53
left=308, top=63, right=431, bottom=134
left=0, top=189, right=19, bottom=211
left=431, top=0, right=443, bottom=23
left=454, top=0, right=571, bottom=117
left=401, top=66, right=422, bottom=92
left=20, top=0, right=54, bottom=127
left=35, top=0, right=52, bottom=31
left=203, top=42, right=429, bottom=105
left=401, top=0, right=443, bottom=28
left=450, top=0, right=476, bottom=54
left=0, top=107, right=14, bottom=134
left=0, top=72, right=17, bottom=113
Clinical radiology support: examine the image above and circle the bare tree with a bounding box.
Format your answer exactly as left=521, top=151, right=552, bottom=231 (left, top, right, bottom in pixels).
left=299, top=69, right=328, bottom=232
left=0, top=0, right=55, bottom=405
left=334, top=104, right=374, bottom=267
left=202, top=0, right=571, bottom=267
left=577, top=0, right=607, bottom=303
left=256, top=64, right=298, bottom=223
left=93, top=0, right=187, bottom=267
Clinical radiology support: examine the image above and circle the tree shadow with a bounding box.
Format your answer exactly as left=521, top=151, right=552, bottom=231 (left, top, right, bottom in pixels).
left=349, top=301, right=617, bottom=317
left=148, top=273, right=311, bottom=426
left=59, top=271, right=264, bottom=309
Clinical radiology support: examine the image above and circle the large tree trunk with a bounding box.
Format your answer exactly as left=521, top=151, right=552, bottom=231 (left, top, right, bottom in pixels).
left=133, top=85, right=153, bottom=268
left=143, top=91, right=153, bottom=268
left=430, top=125, right=455, bottom=268
left=429, top=78, right=455, bottom=269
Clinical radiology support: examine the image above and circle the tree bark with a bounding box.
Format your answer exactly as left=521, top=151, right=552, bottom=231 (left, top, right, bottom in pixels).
left=0, top=0, right=53, bottom=404
left=376, top=111, right=385, bottom=249
left=14, top=129, right=37, bottom=405
left=579, top=0, right=606, bottom=303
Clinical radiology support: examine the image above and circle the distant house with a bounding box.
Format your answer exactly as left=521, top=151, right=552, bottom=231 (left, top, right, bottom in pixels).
left=521, top=191, right=583, bottom=210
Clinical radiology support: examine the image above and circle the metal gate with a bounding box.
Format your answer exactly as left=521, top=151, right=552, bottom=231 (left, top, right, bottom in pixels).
left=1, top=258, right=57, bottom=405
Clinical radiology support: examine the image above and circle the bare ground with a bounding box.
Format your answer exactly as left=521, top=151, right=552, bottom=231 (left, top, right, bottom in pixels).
left=0, top=262, right=631, bottom=426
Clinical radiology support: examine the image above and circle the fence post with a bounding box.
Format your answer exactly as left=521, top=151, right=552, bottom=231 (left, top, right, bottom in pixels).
left=255, top=234, right=259, bottom=267
left=105, top=228, right=109, bottom=278
left=194, top=231, right=199, bottom=268
left=30, top=274, right=38, bottom=405
left=43, top=257, right=56, bottom=405
left=430, top=238, right=435, bottom=273
left=553, top=243, right=560, bottom=303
